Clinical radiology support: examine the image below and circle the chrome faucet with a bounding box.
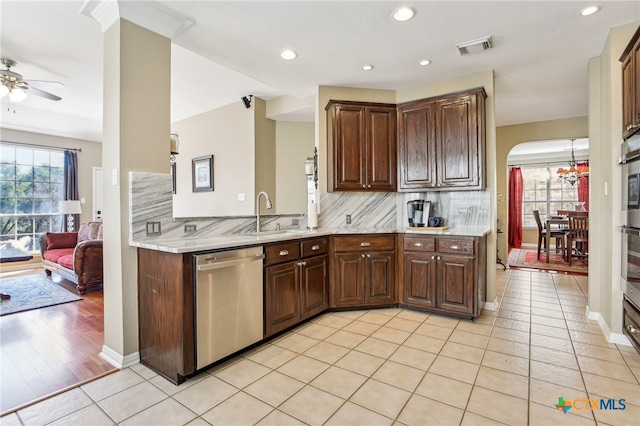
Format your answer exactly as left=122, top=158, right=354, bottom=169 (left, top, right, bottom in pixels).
left=256, top=191, right=273, bottom=233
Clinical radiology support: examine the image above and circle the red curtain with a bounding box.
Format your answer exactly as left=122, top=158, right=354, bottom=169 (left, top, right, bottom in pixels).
left=577, top=162, right=589, bottom=211
left=508, top=167, right=523, bottom=248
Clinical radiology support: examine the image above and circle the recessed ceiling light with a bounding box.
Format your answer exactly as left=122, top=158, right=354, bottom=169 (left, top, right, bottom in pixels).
left=361, top=65, right=374, bottom=71
left=280, top=49, right=297, bottom=60
left=392, top=7, right=415, bottom=22
left=579, top=6, right=600, bottom=16
left=418, top=59, right=431, bottom=66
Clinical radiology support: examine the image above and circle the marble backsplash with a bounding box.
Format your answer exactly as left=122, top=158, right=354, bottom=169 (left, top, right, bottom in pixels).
left=130, top=172, right=490, bottom=242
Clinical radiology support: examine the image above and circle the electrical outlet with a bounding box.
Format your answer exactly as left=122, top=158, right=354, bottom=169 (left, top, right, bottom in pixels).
left=184, top=224, right=197, bottom=233
left=292, top=218, right=299, bottom=226
left=146, top=221, right=161, bottom=236
left=346, top=214, right=351, bottom=224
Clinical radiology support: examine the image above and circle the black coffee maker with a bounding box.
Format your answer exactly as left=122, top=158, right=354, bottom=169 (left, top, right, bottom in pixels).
left=407, top=200, right=431, bottom=227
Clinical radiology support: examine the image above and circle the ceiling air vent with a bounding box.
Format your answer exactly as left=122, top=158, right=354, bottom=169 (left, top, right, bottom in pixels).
left=456, top=36, right=493, bottom=56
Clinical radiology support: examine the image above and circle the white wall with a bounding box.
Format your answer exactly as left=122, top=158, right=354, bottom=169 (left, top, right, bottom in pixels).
left=275, top=121, right=314, bottom=214
left=588, top=21, right=638, bottom=339
left=172, top=101, right=257, bottom=217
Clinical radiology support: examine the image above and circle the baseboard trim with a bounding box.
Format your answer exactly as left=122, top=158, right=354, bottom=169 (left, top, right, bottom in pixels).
left=482, top=296, right=500, bottom=311
left=100, top=345, right=141, bottom=369
left=585, top=306, right=632, bottom=346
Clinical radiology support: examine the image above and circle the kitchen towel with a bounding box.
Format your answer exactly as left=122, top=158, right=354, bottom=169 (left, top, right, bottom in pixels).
left=308, top=202, right=318, bottom=228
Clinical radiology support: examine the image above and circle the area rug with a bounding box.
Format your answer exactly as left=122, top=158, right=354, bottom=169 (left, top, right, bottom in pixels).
left=508, top=248, right=588, bottom=275
left=0, top=274, right=82, bottom=316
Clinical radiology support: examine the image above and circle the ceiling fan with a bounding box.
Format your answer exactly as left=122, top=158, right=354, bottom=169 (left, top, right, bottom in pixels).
left=0, top=58, right=63, bottom=102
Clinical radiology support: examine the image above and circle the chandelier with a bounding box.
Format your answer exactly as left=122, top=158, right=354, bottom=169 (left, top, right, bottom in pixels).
left=557, top=139, right=589, bottom=186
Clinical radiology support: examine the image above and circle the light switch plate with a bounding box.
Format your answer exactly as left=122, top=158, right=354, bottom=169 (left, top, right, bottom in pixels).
left=238, top=193, right=246, bottom=201
left=346, top=214, right=351, bottom=224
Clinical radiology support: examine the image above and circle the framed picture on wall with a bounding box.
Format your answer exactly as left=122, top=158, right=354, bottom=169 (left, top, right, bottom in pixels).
left=628, top=173, right=639, bottom=209
left=192, top=155, right=214, bottom=192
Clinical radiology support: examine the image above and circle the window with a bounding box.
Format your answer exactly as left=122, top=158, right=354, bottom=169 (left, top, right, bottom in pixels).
left=521, top=166, right=578, bottom=228
left=0, top=146, right=65, bottom=252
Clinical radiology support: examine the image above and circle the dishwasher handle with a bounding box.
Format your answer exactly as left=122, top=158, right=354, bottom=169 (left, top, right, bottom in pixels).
left=197, top=253, right=265, bottom=271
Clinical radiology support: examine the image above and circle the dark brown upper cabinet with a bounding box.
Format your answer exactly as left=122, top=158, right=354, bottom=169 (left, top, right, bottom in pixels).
left=398, top=87, right=487, bottom=191
left=326, top=101, right=397, bottom=191
left=621, top=25, right=640, bottom=140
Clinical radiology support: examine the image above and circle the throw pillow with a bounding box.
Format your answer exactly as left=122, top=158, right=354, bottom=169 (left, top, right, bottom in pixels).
left=46, top=232, right=78, bottom=249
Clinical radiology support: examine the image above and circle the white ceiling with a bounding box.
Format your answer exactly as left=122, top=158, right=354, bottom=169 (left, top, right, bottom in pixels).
left=0, top=1, right=639, bottom=143
left=507, top=138, right=590, bottom=164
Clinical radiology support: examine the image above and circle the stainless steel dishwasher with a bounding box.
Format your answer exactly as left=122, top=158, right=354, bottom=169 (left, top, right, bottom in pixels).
left=194, top=246, right=264, bottom=370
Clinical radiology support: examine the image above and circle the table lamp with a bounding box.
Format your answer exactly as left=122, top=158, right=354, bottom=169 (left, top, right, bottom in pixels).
left=59, top=200, right=82, bottom=232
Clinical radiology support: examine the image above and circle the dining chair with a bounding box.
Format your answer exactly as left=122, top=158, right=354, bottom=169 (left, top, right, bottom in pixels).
left=532, top=210, right=566, bottom=260
left=566, top=213, right=589, bottom=266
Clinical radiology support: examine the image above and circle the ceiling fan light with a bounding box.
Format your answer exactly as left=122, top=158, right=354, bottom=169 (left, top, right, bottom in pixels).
left=0, top=84, right=8, bottom=98
left=9, top=87, right=27, bottom=102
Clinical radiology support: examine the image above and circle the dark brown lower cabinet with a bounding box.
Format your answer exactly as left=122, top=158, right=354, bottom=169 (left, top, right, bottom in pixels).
left=401, top=234, right=486, bottom=318
left=264, top=238, right=328, bottom=337
left=331, top=234, right=395, bottom=308
left=138, top=248, right=194, bottom=384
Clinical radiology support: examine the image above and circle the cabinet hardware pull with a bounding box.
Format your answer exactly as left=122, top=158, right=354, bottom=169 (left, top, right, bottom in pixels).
left=360, top=242, right=371, bottom=247
left=414, top=243, right=423, bottom=247
left=361, top=254, right=366, bottom=258
left=312, top=245, right=320, bottom=251
left=431, top=255, right=435, bottom=260
left=437, top=256, right=441, bottom=261
left=367, top=184, right=371, bottom=189
left=451, top=245, right=460, bottom=250
left=366, top=253, right=371, bottom=258
left=628, top=325, right=638, bottom=334
left=362, top=185, right=367, bottom=189
left=299, top=261, right=307, bottom=266
left=279, top=250, right=289, bottom=256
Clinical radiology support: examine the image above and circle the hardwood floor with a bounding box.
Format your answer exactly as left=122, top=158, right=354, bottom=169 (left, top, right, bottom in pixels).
left=0, top=268, right=116, bottom=415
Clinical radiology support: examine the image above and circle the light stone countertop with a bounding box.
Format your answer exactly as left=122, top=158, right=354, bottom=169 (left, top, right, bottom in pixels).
left=131, top=226, right=490, bottom=254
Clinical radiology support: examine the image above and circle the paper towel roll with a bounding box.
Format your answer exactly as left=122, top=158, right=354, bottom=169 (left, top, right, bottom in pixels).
left=308, top=202, right=318, bottom=229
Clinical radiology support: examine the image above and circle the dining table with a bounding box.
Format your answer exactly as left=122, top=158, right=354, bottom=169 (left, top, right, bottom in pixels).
left=545, top=215, right=569, bottom=263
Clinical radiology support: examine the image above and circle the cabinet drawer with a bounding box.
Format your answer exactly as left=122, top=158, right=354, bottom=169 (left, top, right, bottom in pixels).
left=333, top=235, right=395, bottom=252
left=301, top=237, right=328, bottom=258
left=403, top=235, right=435, bottom=252
left=265, top=242, right=300, bottom=265
left=437, top=238, right=474, bottom=255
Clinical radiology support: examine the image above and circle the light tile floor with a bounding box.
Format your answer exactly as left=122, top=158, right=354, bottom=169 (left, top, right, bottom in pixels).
left=2, top=269, right=640, bottom=425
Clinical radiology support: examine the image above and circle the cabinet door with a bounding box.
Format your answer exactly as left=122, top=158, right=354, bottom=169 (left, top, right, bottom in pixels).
left=300, top=255, right=328, bottom=319
left=622, top=52, right=635, bottom=138
left=633, top=39, right=640, bottom=132
left=437, top=93, right=482, bottom=188
left=138, top=249, right=194, bottom=384
left=264, top=261, right=300, bottom=337
left=366, top=106, right=397, bottom=191
left=333, top=253, right=365, bottom=307
left=332, top=104, right=366, bottom=190
left=437, top=255, right=474, bottom=315
left=365, top=251, right=395, bottom=305
left=398, top=101, right=438, bottom=189
left=403, top=252, right=437, bottom=308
